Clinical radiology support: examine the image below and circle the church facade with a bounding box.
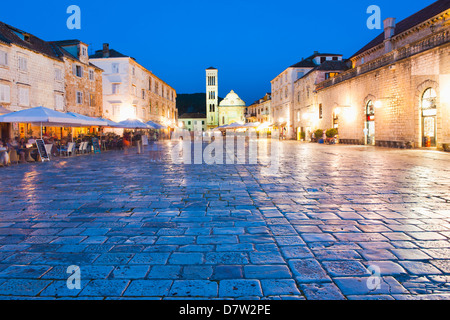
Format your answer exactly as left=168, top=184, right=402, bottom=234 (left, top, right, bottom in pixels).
left=218, top=90, right=246, bottom=126
left=206, top=67, right=246, bottom=128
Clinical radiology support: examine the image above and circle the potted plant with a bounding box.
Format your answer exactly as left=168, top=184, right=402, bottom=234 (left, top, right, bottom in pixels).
left=314, top=129, right=323, bottom=143
left=326, top=128, right=338, bottom=144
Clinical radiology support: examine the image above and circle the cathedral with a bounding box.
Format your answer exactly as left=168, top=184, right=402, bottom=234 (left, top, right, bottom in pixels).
left=206, top=67, right=246, bottom=129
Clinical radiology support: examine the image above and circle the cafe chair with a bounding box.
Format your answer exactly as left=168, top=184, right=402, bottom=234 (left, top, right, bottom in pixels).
left=61, top=142, right=75, bottom=157
left=77, top=142, right=85, bottom=155
left=45, top=145, right=53, bottom=159
left=9, top=149, right=19, bottom=164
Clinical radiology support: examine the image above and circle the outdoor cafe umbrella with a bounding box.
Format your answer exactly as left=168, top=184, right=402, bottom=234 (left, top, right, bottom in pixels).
left=0, top=106, right=85, bottom=138
left=224, top=122, right=245, bottom=130
left=97, top=117, right=120, bottom=127
left=116, top=119, right=152, bottom=152
left=146, top=120, right=166, bottom=130
left=243, top=122, right=261, bottom=128
left=116, top=118, right=152, bottom=129
left=66, top=112, right=109, bottom=127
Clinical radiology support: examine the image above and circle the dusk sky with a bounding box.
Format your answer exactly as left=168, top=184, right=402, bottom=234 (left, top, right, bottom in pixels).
left=0, top=0, right=436, bottom=104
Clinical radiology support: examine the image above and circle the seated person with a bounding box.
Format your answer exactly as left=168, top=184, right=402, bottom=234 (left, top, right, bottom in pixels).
left=0, top=140, right=9, bottom=166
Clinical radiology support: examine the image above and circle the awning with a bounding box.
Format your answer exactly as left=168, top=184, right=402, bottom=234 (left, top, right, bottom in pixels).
left=0, top=106, right=85, bottom=127
left=66, top=112, right=109, bottom=126
left=243, top=122, right=260, bottom=128
left=97, top=117, right=120, bottom=127
left=116, top=118, right=152, bottom=129
left=147, top=120, right=167, bottom=130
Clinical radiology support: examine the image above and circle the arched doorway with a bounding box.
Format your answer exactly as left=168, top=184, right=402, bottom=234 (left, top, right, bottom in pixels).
left=365, top=100, right=375, bottom=145
left=421, top=88, right=437, bottom=147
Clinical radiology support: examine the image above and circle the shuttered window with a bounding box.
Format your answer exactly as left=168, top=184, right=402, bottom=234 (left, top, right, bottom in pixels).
left=76, top=91, right=83, bottom=104
left=18, top=87, right=30, bottom=106
left=0, top=51, right=8, bottom=66
left=18, top=56, right=28, bottom=71
left=0, top=84, right=10, bottom=103
left=55, top=94, right=64, bottom=110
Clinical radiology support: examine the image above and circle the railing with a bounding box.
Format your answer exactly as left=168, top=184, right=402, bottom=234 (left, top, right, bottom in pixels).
left=318, top=29, right=450, bottom=90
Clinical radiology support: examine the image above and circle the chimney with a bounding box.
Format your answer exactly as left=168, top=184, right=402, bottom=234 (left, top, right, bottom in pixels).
left=103, top=43, right=110, bottom=58
left=383, top=18, right=396, bottom=53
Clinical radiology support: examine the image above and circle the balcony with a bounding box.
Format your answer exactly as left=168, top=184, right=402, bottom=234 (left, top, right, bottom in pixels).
left=317, top=29, right=450, bottom=90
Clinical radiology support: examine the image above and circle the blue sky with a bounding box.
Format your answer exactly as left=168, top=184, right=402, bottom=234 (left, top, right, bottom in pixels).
left=0, top=0, right=436, bottom=104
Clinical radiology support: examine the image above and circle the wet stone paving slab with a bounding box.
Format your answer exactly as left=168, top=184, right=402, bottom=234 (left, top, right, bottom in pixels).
left=0, top=141, right=449, bottom=300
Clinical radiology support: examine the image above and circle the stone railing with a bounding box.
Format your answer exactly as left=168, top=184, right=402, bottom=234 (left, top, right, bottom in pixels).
left=318, top=29, right=450, bottom=90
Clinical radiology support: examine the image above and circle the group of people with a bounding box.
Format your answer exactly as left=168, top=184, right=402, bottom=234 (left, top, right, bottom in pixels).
left=0, top=137, right=39, bottom=166
left=1, top=130, right=164, bottom=167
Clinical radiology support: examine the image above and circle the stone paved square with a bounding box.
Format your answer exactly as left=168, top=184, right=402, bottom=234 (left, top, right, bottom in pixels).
left=0, top=142, right=449, bottom=300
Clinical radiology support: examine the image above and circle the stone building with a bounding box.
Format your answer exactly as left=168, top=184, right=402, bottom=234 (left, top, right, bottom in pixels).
left=314, top=0, right=450, bottom=149
left=246, top=93, right=272, bottom=124
left=206, top=67, right=219, bottom=129
left=0, top=22, right=66, bottom=138
left=178, top=112, right=207, bottom=132
left=90, top=44, right=177, bottom=128
left=218, top=90, right=246, bottom=126
left=293, top=60, right=349, bottom=141
left=50, top=40, right=103, bottom=118
left=271, top=52, right=343, bottom=139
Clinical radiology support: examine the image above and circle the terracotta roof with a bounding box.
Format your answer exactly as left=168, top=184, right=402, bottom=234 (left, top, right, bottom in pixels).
left=351, top=0, right=450, bottom=58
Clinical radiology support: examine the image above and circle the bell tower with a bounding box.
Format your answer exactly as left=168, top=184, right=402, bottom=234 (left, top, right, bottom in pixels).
left=206, top=67, right=219, bottom=129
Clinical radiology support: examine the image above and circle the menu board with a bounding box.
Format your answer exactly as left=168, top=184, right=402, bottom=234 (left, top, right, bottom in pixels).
left=36, top=139, right=50, bottom=162
left=92, top=137, right=101, bottom=154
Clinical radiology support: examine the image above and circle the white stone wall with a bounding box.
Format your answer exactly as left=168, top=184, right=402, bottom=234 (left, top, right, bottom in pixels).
left=90, top=57, right=177, bottom=126
left=0, top=43, right=65, bottom=111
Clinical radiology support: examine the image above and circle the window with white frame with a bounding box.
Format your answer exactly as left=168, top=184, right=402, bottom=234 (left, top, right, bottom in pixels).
left=18, top=56, right=28, bottom=71
left=18, top=87, right=30, bottom=106
left=55, top=94, right=64, bottom=110
left=76, top=91, right=83, bottom=104
left=0, top=51, right=8, bottom=66
left=112, top=104, right=120, bottom=116
left=112, top=83, right=120, bottom=94
left=73, top=64, right=83, bottom=77
left=55, top=68, right=63, bottom=81
left=0, top=84, right=10, bottom=103
left=89, top=69, right=94, bottom=81
left=81, top=46, right=88, bottom=57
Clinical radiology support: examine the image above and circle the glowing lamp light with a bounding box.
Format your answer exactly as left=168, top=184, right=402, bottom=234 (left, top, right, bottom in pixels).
left=120, top=105, right=137, bottom=121
left=343, top=106, right=357, bottom=122
left=334, top=107, right=341, bottom=116
left=303, top=113, right=310, bottom=120
left=374, top=101, right=382, bottom=109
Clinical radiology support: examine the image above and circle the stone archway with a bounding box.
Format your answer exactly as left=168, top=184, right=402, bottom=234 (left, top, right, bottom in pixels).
left=415, top=80, right=440, bottom=147
left=363, top=95, right=377, bottom=145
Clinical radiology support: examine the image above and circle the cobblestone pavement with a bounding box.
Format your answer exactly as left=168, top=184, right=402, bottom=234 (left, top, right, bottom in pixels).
left=0, top=141, right=449, bottom=300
